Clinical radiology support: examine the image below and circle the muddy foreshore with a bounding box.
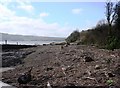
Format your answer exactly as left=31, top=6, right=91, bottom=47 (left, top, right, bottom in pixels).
left=2, top=44, right=120, bottom=88
left=1, top=44, right=36, bottom=67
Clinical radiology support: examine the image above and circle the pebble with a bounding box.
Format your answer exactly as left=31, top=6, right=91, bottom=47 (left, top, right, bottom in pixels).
left=95, top=65, right=101, bottom=69
left=84, top=56, right=94, bottom=62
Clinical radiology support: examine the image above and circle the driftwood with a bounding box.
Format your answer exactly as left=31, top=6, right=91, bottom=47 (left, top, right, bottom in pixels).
left=82, top=76, right=98, bottom=84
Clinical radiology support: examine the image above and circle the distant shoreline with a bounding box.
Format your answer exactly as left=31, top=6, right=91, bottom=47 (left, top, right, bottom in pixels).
left=0, top=40, right=65, bottom=45
left=0, top=41, right=66, bottom=51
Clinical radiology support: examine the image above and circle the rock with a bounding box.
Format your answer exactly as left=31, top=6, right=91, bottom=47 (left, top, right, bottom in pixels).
left=108, top=73, right=115, bottom=77
left=64, top=44, right=68, bottom=47
left=54, top=42, right=67, bottom=45
left=43, top=44, right=47, bottom=46
left=95, top=65, right=101, bottom=69
left=65, top=53, right=70, bottom=55
left=50, top=42, right=55, bottom=45
left=46, top=67, right=53, bottom=71
left=60, top=45, right=64, bottom=50
left=84, top=56, right=94, bottom=62
left=107, top=72, right=115, bottom=77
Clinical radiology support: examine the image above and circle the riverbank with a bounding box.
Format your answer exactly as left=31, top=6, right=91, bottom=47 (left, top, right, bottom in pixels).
left=2, top=44, right=120, bottom=87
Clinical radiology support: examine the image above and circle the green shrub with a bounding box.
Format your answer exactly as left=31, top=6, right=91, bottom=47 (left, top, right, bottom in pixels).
left=66, top=30, right=80, bottom=43
left=106, top=36, right=120, bottom=50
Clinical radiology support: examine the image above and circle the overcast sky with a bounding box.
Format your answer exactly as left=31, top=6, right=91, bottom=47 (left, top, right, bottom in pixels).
left=0, top=0, right=112, bottom=37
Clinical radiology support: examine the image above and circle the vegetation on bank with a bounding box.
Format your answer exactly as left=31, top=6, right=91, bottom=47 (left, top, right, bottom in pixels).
left=66, top=1, right=120, bottom=50
left=65, top=30, right=80, bottom=43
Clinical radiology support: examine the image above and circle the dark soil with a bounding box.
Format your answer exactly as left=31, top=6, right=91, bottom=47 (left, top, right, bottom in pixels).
left=2, top=45, right=120, bottom=88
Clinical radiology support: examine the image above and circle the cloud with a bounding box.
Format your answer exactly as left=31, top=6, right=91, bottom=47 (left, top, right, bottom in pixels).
left=0, top=4, right=13, bottom=16
left=0, top=0, right=12, bottom=6
left=16, top=0, right=34, bottom=12
left=0, top=1, right=73, bottom=37
left=0, top=3, right=15, bottom=21
left=40, top=12, right=49, bottom=17
left=17, top=5, right=34, bottom=12
left=4, top=0, right=116, bottom=2
left=72, top=8, right=82, bottom=14
left=0, top=13, right=71, bottom=37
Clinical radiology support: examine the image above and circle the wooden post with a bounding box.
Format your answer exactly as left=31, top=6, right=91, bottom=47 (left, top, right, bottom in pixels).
left=5, top=40, right=7, bottom=44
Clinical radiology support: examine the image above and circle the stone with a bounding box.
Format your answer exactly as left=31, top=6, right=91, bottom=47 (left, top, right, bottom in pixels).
left=65, top=53, right=70, bottom=55
left=84, top=56, right=94, bottom=62
left=95, top=65, right=101, bottom=69
left=46, top=67, right=53, bottom=71
left=43, top=44, right=47, bottom=46
left=107, top=72, right=115, bottom=77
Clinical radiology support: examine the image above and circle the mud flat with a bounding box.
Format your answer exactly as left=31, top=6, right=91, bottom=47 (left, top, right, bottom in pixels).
left=1, top=44, right=36, bottom=67
left=1, top=44, right=37, bottom=51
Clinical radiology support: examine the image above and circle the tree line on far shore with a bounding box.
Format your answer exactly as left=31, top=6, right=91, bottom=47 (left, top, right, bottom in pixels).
left=65, top=1, right=120, bottom=50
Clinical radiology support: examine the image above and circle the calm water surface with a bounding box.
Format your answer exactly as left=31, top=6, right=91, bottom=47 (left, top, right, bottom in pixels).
left=0, top=40, right=64, bottom=45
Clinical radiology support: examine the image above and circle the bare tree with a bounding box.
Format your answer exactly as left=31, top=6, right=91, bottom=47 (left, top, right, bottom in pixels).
left=114, top=1, right=120, bottom=38
left=105, top=1, right=116, bottom=35
left=96, top=19, right=106, bottom=27
left=105, top=1, right=120, bottom=50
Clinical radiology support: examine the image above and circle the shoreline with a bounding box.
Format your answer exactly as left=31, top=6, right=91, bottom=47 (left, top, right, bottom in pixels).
left=1, top=42, right=65, bottom=67
left=1, top=45, right=36, bottom=67
left=1, top=44, right=120, bottom=87
left=1, top=44, right=37, bottom=51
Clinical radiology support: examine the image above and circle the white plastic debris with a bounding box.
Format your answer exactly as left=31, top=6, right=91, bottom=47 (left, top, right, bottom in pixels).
left=47, top=81, right=52, bottom=88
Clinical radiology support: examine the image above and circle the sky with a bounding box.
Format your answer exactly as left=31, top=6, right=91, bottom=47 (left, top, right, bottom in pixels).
left=0, top=0, right=113, bottom=37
